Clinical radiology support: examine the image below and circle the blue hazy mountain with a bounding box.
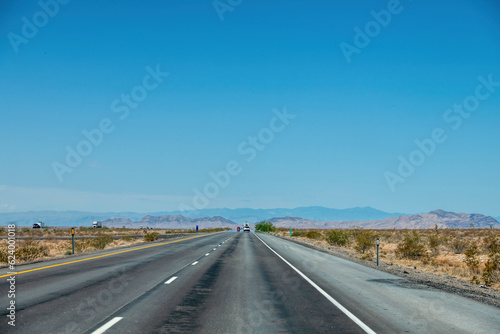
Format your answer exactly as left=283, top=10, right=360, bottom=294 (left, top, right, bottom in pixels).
left=0, top=206, right=405, bottom=226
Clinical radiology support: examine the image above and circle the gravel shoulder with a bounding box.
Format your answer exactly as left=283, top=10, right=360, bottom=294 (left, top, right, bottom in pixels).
left=271, top=233, right=500, bottom=308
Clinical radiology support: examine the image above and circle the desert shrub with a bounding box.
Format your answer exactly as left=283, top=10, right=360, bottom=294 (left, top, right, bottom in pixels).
left=482, top=254, right=500, bottom=286
left=144, top=232, right=159, bottom=242
left=255, top=221, right=276, bottom=232
left=360, top=253, right=372, bottom=261
left=75, top=236, right=114, bottom=252
left=305, top=230, right=322, bottom=240
left=120, top=236, right=133, bottom=241
left=428, top=234, right=441, bottom=256
left=292, top=230, right=307, bottom=237
left=396, top=231, right=428, bottom=259
left=16, top=240, right=49, bottom=262
left=464, top=244, right=480, bottom=273
left=482, top=234, right=500, bottom=285
left=200, top=227, right=231, bottom=233
left=326, top=230, right=351, bottom=247
left=354, top=229, right=375, bottom=254
left=483, top=234, right=500, bottom=254
left=0, top=247, right=8, bottom=264
left=450, top=237, right=467, bottom=254
left=89, top=236, right=114, bottom=249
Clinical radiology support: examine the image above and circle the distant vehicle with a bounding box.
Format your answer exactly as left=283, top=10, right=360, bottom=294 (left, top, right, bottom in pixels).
left=32, top=222, right=44, bottom=228
left=243, top=222, right=250, bottom=232
left=92, top=221, right=102, bottom=228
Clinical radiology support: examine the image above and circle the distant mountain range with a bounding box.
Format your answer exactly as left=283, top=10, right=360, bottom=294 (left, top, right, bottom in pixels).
left=0, top=206, right=405, bottom=226
left=270, top=210, right=500, bottom=229
left=0, top=207, right=498, bottom=229
left=103, top=215, right=235, bottom=229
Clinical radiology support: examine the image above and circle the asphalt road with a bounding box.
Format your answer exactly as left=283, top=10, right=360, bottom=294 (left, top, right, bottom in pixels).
left=0, top=232, right=499, bottom=333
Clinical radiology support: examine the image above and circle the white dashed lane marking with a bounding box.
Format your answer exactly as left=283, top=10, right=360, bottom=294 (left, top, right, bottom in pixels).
left=91, top=317, right=123, bottom=334
left=165, top=276, right=178, bottom=285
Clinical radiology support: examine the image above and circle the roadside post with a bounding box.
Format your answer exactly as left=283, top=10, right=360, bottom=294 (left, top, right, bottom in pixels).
left=196, top=225, right=198, bottom=232
left=376, top=237, right=379, bottom=266
left=71, top=228, right=75, bottom=254
left=289, top=228, right=292, bottom=236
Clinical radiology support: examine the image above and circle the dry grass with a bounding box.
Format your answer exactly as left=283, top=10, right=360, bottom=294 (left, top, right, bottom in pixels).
left=273, top=227, right=500, bottom=290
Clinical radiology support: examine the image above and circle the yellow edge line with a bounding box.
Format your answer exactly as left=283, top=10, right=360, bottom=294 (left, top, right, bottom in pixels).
left=0, top=233, right=219, bottom=278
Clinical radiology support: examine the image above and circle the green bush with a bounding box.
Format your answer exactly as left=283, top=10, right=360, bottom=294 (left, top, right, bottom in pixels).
left=428, top=234, right=441, bottom=256
left=396, top=231, right=428, bottom=259
left=464, top=243, right=480, bottom=273
left=291, top=230, right=307, bottom=237
left=326, top=230, right=351, bottom=247
left=482, top=254, right=499, bottom=286
left=305, top=230, right=322, bottom=240
left=482, top=234, right=500, bottom=285
left=255, top=221, right=276, bottom=232
left=144, top=232, right=160, bottom=242
left=354, top=229, right=375, bottom=254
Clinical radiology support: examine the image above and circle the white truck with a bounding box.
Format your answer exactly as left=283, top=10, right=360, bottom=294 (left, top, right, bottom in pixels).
left=32, top=222, right=44, bottom=228
left=92, top=221, right=102, bottom=228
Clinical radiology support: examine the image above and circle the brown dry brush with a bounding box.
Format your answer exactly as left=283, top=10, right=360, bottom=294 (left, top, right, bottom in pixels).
left=0, top=238, right=49, bottom=264
left=482, top=234, right=500, bottom=285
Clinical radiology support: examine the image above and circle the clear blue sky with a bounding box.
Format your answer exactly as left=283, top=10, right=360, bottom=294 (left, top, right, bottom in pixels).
left=1, top=0, right=500, bottom=216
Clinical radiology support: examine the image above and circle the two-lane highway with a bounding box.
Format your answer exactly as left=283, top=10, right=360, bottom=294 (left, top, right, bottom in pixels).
left=1, top=232, right=499, bottom=333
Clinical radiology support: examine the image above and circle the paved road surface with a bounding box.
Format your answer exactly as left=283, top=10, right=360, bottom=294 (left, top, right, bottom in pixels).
left=0, top=232, right=498, bottom=333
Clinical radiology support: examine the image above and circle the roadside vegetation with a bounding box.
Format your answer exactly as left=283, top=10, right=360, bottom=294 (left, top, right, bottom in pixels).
left=255, top=221, right=276, bottom=232
left=0, top=226, right=229, bottom=265
left=262, top=223, right=500, bottom=290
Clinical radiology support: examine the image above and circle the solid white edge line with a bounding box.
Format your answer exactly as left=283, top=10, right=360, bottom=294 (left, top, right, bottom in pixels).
left=192, top=261, right=198, bottom=265
left=91, top=317, right=123, bottom=334
left=254, top=233, right=377, bottom=334
left=165, top=276, right=178, bottom=284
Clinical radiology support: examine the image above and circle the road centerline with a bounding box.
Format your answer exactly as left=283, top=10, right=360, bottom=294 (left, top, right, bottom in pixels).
left=0, top=233, right=220, bottom=278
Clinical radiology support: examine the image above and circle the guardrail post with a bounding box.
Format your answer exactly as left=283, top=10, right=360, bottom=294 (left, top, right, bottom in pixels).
left=72, top=228, right=75, bottom=254
left=376, top=237, right=379, bottom=266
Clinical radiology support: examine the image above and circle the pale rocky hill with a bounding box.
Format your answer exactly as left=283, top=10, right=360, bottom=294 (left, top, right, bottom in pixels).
left=102, top=215, right=236, bottom=229
left=270, top=210, right=500, bottom=229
